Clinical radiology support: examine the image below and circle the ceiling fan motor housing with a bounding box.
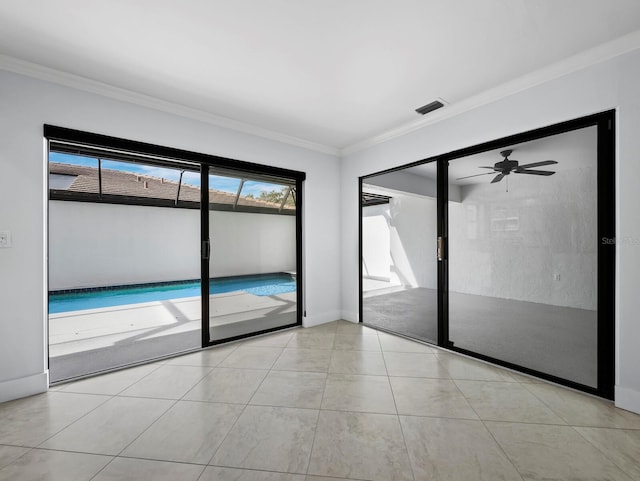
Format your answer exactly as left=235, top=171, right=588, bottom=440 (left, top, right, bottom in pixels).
left=495, top=159, right=519, bottom=173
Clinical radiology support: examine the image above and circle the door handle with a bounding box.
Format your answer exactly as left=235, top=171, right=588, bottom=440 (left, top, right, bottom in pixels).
left=437, top=237, right=444, bottom=261
left=202, top=240, right=211, bottom=260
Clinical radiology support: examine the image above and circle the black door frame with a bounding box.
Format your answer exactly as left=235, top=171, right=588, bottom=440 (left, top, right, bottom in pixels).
left=358, top=110, right=615, bottom=399
left=45, top=125, right=305, bottom=357
left=201, top=166, right=304, bottom=347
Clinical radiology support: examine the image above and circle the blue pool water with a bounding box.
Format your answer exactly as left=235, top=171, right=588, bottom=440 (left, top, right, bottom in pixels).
left=49, top=273, right=296, bottom=314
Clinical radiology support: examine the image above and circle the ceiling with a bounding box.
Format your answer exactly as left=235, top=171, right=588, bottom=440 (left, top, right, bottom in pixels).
left=1, top=1, right=639, bottom=152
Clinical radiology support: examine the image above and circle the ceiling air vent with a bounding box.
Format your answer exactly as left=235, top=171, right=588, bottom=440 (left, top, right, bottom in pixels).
left=415, top=99, right=446, bottom=115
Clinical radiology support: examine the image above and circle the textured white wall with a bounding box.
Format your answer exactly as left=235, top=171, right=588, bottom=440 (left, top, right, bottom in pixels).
left=449, top=167, right=597, bottom=310
left=48, top=201, right=296, bottom=290
left=0, top=69, right=341, bottom=402
left=342, top=48, right=640, bottom=413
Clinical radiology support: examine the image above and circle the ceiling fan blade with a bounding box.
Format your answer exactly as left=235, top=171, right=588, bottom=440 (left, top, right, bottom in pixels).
left=455, top=172, right=496, bottom=180
left=478, top=166, right=496, bottom=169
left=516, top=160, right=558, bottom=170
left=514, top=170, right=556, bottom=176
left=491, top=173, right=505, bottom=183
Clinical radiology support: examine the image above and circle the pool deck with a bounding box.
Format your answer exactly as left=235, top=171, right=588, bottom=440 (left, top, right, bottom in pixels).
left=49, top=290, right=297, bottom=381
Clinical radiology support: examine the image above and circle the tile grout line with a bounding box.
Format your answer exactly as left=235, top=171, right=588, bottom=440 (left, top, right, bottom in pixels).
left=476, top=418, right=527, bottom=481
left=378, top=327, right=418, bottom=481
left=202, top=338, right=293, bottom=469
left=569, top=425, right=637, bottom=480
left=110, top=362, right=222, bottom=459
left=304, top=323, right=337, bottom=476
left=113, top=398, right=179, bottom=458
left=303, top=322, right=337, bottom=477
left=519, top=382, right=575, bottom=426
left=202, top=346, right=271, bottom=468
left=453, top=380, right=527, bottom=481
left=86, top=454, right=117, bottom=481
left=33, top=391, right=115, bottom=449
left=103, top=342, right=241, bottom=470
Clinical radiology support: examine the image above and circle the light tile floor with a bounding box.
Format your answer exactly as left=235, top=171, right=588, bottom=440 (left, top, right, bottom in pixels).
left=1, top=320, right=640, bottom=480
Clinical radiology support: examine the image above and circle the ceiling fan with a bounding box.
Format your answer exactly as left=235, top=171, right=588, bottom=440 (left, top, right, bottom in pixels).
left=456, top=149, right=558, bottom=185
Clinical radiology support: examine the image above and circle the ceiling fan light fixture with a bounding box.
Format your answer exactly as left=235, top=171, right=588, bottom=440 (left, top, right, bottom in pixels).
left=415, top=98, right=446, bottom=115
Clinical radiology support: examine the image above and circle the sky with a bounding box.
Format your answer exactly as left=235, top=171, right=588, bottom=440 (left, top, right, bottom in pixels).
left=50, top=152, right=285, bottom=196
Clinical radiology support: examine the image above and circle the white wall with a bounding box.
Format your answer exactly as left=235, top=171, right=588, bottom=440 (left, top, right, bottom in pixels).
left=49, top=201, right=295, bottom=290
left=341, top=48, right=640, bottom=413
left=210, top=210, right=296, bottom=278
left=388, top=194, right=438, bottom=289
left=449, top=167, right=597, bottom=310
left=0, top=69, right=341, bottom=402
left=362, top=194, right=438, bottom=290
left=362, top=204, right=391, bottom=280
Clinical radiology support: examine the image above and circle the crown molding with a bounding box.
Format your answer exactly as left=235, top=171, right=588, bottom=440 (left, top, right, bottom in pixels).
left=0, top=54, right=340, bottom=157
left=3, top=26, right=639, bottom=160
left=341, top=29, right=640, bottom=157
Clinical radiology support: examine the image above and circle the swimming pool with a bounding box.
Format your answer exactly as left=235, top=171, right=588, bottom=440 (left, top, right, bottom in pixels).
left=49, top=273, right=296, bottom=314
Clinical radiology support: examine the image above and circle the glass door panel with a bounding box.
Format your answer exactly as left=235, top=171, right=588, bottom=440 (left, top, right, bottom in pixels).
left=361, top=162, right=439, bottom=343
left=447, top=126, right=598, bottom=387
left=207, top=168, right=298, bottom=341
left=48, top=153, right=201, bottom=381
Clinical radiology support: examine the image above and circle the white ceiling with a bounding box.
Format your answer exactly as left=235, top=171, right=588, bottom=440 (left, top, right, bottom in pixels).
left=1, top=1, right=639, bottom=152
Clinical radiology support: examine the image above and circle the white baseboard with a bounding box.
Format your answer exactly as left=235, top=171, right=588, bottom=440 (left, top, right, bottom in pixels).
left=0, top=371, right=49, bottom=403
left=615, top=385, right=640, bottom=415
left=303, top=310, right=342, bottom=328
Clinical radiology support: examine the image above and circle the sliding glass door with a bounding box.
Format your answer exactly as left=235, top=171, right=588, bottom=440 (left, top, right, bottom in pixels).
left=446, top=126, right=600, bottom=388
left=359, top=111, right=615, bottom=398
left=46, top=125, right=305, bottom=382
left=204, top=167, right=301, bottom=343
left=360, top=162, right=439, bottom=344
left=48, top=151, right=201, bottom=382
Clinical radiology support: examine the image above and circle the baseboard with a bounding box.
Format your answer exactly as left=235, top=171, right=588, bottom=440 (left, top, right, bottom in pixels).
left=341, top=310, right=358, bottom=323
left=615, top=385, right=640, bottom=415
left=0, top=371, right=49, bottom=403
left=303, top=310, right=342, bottom=328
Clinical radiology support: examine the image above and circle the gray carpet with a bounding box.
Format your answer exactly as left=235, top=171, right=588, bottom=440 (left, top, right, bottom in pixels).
left=363, top=287, right=597, bottom=388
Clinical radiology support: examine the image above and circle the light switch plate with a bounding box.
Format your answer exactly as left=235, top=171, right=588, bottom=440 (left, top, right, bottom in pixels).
left=0, top=231, right=12, bottom=248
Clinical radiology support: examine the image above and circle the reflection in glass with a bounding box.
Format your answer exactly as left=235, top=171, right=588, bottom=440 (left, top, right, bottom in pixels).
left=237, top=180, right=291, bottom=209
left=447, top=126, right=598, bottom=387
left=47, top=155, right=201, bottom=382
left=361, top=162, right=438, bottom=343
left=208, top=172, right=297, bottom=341
left=48, top=152, right=99, bottom=194
left=203, top=174, right=242, bottom=205
left=100, top=159, right=190, bottom=200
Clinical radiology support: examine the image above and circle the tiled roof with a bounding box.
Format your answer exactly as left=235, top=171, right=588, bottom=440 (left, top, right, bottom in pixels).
left=49, top=163, right=291, bottom=209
